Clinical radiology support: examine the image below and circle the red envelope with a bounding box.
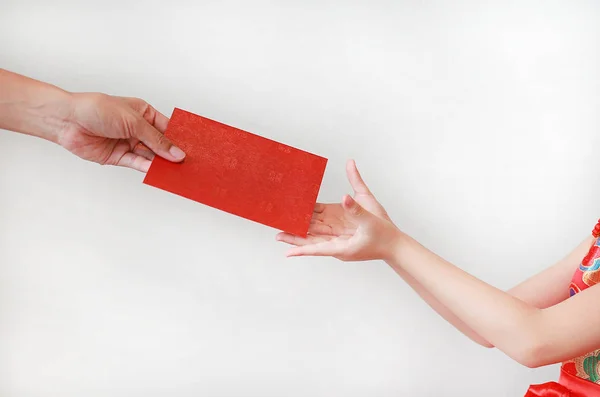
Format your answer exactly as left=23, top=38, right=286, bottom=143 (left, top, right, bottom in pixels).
left=143, top=108, right=328, bottom=236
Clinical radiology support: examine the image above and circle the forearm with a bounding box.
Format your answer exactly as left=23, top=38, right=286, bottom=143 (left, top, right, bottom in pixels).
left=390, top=265, right=493, bottom=347
left=397, top=237, right=590, bottom=351
left=0, top=69, right=72, bottom=143
left=389, top=247, right=580, bottom=349
left=280, top=163, right=594, bottom=367
left=388, top=233, right=542, bottom=366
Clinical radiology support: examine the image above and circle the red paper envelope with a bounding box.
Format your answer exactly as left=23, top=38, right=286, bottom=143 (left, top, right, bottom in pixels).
left=143, top=108, right=328, bottom=236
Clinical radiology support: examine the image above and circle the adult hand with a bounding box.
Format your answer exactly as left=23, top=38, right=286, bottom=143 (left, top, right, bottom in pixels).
left=61, top=93, right=185, bottom=172
left=0, top=69, right=184, bottom=172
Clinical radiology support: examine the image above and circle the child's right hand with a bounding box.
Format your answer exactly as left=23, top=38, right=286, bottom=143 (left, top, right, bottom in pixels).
left=276, top=160, right=403, bottom=262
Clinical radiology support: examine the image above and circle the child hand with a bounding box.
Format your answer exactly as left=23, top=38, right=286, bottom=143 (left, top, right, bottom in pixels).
left=276, top=160, right=402, bottom=261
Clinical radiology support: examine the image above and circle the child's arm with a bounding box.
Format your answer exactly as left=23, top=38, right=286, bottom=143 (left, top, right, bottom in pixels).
left=384, top=233, right=600, bottom=367
left=507, top=237, right=593, bottom=309
left=277, top=160, right=596, bottom=366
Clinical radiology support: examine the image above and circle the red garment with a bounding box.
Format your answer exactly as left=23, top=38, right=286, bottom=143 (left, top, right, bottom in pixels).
left=524, top=220, right=600, bottom=396
left=525, top=368, right=600, bottom=396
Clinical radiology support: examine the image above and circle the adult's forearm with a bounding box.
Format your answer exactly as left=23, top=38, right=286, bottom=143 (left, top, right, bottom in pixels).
left=0, top=69, right=72, bottom=143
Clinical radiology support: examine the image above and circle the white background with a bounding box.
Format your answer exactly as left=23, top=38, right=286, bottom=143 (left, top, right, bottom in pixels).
left=1, top=1, right=599, bottom=396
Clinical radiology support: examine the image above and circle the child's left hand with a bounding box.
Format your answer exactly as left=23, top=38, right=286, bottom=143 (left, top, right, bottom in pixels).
left=276, top=160, right=402, bottom=261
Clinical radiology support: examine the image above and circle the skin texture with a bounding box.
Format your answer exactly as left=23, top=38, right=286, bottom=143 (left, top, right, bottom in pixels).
left=277, top=160, right=595, bottom=368
left=0, top=69, right=185, bottom=172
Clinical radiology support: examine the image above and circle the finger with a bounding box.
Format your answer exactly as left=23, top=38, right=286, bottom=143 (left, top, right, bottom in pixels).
left=276, top=233, right=310, bottom=246
left=132, top=142, right=155, bottom=161
left=276, top=233, right=329, bottom=246
left=309, top=222, right=356, bottom=236
left=135, top=117, right=185, bottom=162
left=286, top=240, right=342, bottom=257
left=116, top=152, right=152, bottom=173
left=314, top=203, right=326, bottom=213
left=346, top=159, right=372, bottom=195
left=307, top=222, right=335, bottom=236
left=342, top=194, right=370, bottom=221
left=311, top=205, right=327, bottom=222
left=120, top=97, right=170, bottom=133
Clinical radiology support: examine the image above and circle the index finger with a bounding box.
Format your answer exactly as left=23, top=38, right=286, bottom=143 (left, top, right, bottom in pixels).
left=118, top=96, right=170, bottom=133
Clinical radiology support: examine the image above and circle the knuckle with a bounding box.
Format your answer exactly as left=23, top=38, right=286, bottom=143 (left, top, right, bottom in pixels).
left=89, top=92, right=109, bottom=105
left=138, top=99, right=152, bottom=115
left=125, top=96, right=146, bottom=109
left=130, top=98, right=155, bottom=121
left=131, top=96, right=145, bottom=105
left=122, top=115, right=139, bottom=138
left=154, top=131, right=170, bottom=148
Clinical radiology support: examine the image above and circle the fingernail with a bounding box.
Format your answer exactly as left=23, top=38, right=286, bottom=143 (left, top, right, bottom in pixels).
left=169, top=145, right=186, bottom=161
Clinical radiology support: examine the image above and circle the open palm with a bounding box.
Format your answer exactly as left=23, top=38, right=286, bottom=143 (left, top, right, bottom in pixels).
left=276, top=160, right=398, bottom=261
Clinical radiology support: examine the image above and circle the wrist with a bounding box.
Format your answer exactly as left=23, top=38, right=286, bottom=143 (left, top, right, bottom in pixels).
left=0, top=69, right=74, bottom=144
left=29, top=87, right=75, bottom=144
left=384, top=229, right=415, bottom=267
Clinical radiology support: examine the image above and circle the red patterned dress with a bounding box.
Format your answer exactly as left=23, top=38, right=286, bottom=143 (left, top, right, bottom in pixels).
left=525, top=221, right=600, bottom=396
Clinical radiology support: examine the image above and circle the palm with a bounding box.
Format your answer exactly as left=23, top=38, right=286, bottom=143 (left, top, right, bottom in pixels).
left=61, top=125, right=143, bottom=167
left=310, top=192, right=389, bottom=239
left=276, top=160, right=391, bottom=259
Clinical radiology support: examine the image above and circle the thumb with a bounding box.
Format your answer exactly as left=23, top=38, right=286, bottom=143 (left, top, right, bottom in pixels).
left=135, top=117, right=185, bottom=162
left=346, top=159, right=372, bottom=195
left=342, top=195, right=372, bottom=222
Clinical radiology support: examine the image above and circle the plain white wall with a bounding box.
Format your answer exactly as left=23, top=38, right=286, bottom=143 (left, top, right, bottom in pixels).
left=1, top=1, right=599, bottom=396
